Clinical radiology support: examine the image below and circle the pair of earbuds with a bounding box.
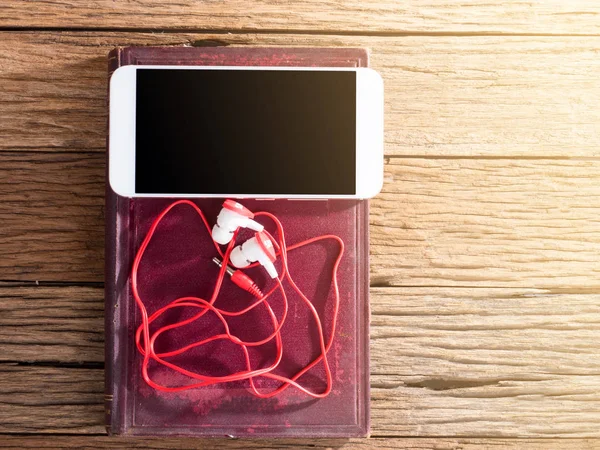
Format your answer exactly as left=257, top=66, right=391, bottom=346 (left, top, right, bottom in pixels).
left=211, top=200, right=278, bottom=279
left=132, top=198, right=344, bottom=398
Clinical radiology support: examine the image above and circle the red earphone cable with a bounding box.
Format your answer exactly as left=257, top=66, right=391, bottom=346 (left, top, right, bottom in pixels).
left=131, top=200, right=344, bottom=398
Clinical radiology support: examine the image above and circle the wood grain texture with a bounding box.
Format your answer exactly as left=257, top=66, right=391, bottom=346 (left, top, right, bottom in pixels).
left=1, top=285, right=599, bottom=437
left=1, top=436, right=600, bottom=450
left=1, top=4, right=600, bottom=444
left=0, top=286, right=103, bottom=362
left=3, top=152, right=600, bottom=289
left=372, top=158, right=600, bottom=288
left=0, top=364, right=103, bottom=434
left=0, top=152, right=105, bottom=281
left=1, top=1, right=600, bottom=34
left=370, top=287, right=600, bottom=437
left=2, top=32, right=599, bottom=156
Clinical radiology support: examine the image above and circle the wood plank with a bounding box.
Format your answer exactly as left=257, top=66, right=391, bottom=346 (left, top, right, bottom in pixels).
left=0, top=152, right=105, bottom=281
left=1, top=286, right=599, bottom=436
left=0, top=364, right=103, bottom=434
left=1, top=1, right=600, bottom=35
left=372, top=158, right=600, bottom=288
left=1, top=436, right=600, bottom=450
left=370, top=287, right=600, bottom=437
left=371, top=287, right=600, bottom=378
left=3, top=153, right=600, bottom=288
left=2, top=32, right=599, bottom=157
left=0, top=286, right=103, bottom=362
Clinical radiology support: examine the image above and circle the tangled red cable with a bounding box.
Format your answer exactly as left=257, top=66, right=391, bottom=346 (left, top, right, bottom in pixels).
left=131, top=200, right=344, bottom=398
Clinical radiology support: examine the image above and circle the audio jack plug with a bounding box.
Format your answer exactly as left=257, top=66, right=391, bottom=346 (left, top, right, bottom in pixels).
left=212, top=257, right=264, bottom=299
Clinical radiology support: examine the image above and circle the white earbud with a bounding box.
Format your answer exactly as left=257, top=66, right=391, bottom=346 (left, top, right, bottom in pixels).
left=212, top=200, right=264, bottom=245
left=230, top=231, right=278, bottom=279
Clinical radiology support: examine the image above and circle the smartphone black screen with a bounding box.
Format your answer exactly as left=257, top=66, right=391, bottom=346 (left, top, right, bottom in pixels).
left=135, top=69, right=356, bottom=195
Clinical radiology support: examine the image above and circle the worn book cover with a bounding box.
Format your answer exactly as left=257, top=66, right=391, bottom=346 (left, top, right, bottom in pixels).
left=105, top=46, right=370, bottom=437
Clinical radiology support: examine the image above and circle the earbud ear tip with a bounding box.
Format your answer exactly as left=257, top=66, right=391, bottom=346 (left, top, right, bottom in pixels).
left=212, top=225, right=233, bottom=245
left=230, top=244, right=250, bottom=269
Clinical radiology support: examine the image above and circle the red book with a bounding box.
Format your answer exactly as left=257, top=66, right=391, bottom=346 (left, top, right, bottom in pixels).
left=105, top=46, right=370, bottom=437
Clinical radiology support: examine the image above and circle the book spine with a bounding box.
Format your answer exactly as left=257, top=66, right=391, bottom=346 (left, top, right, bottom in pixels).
left=104, top=47, right=121, bottom=436
left=361, top=199, right=371, bottom=436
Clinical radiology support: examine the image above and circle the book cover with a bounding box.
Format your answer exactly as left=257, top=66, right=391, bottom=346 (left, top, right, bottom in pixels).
left=105, top=46, right=370, bottom=437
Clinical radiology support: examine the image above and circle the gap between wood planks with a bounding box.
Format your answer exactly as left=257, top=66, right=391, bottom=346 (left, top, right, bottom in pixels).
left=4, top=149, right=600, bottom=162
left=0, top=361, right=103, bottom=369
left=1, top=436, right=600, bottom=448
left=2, top=26, right=600, bottom=38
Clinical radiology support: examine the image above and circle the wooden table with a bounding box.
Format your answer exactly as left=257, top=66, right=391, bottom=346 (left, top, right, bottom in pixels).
left=1, top=2, right=599, bottom=448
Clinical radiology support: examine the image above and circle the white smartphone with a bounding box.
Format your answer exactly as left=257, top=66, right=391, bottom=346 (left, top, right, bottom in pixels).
left=109, top=65, right=384, bottom=199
